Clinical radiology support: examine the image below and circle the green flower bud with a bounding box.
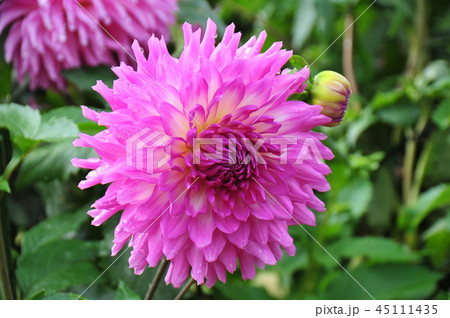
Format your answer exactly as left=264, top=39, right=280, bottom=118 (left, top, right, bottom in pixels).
left=310, top=71, right=351, bottom=127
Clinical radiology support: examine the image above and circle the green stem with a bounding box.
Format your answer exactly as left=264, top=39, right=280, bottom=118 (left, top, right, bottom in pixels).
left=410, top=139, right=432, bottom=205
left=0, top=193, right=14, bottom=299
left=402, top=128, right=416, bottom=206
left=0, top=143, right=39, bottom=300
left=405, top=0, right=427, bottom=79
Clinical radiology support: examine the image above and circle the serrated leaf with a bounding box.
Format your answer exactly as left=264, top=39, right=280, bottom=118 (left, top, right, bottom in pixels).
left=17, top=240, right=99, bottom=297
left=35, top=116, right=79, bottom=142
left=0, top=104, right=41, bottom=139
left=21, top=210, right=88, bottom=254
left=114, top=281, right=141, bottom=300
left=15, top=140, right=92, bottom=188
left=328, top=237, right=419, bottom=263
left=26, top=262, right=100, bottom=299
left=323, top=264, right=441, bottom=300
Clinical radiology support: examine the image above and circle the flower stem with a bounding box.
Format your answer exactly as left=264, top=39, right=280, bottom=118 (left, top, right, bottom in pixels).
left=174, top=278, right=195, bottom=300
left=0, top=195, right=14, bottom=300
left=402, top=128, right=416, bottom=206
left=144, top=257, right=168, bottom=300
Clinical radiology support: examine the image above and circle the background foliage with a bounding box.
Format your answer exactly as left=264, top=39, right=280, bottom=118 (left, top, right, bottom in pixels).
left=0, top=0, right=449, bottom=300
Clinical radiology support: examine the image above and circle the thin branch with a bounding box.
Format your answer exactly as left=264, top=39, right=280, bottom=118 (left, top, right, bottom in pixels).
left=174, top=278, right=195, bottom=300
left=144, top=257, right=169, bottom=300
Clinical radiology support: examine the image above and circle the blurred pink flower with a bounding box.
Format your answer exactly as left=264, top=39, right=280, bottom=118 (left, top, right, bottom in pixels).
left=0, top=0, right=177, bottom=90
left=73, top=19, right=334, bottom=287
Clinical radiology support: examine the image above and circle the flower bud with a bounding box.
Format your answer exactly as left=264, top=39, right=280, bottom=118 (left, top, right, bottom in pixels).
left=310, top=71, right=351, bottom=127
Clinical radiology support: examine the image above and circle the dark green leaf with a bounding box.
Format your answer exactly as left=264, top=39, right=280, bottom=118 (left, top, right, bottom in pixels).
left=42, top=293, right=88, bottom=300
left=21, top=210, right=88, bottom=254
left=26, top=262, right=100, bottom=299
left=63, top=66, right=117, bottom=91
left=399, top=184, right=450, bottom=230
left=17, top=239, right=99, bottom=297
left=377, top=103, right=421, bottom=127
left=324, top=264, right=441, bottom=300
left=15, top=141, right=92, bottom=189
left=328, top=237, right=419, bottom=263
left=114, top=281, right=141, bottom=300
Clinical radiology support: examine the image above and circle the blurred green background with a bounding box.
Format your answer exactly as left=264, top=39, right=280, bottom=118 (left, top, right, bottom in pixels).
left=0, top=0, right=449, bottom=300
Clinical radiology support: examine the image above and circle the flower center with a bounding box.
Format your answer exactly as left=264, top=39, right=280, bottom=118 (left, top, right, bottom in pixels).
left=190, top=124, right=270, bottom=191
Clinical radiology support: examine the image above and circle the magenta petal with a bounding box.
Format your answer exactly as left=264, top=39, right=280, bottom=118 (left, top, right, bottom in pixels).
left=186, top=246, right=207, bottom=284
left=189, top=212, right=215, bottom=248
left=202, top=231, right=226, bottom=262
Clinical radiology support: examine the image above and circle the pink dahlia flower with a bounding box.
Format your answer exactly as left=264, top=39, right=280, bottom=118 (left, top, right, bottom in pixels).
left=73, top=19, right=334, bottom=288
left=0, top=0, right=177, bottom=90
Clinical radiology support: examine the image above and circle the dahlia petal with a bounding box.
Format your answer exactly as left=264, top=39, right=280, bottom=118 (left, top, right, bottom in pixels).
left=189, top=212, right=215, bottom=248
left=244, top=241, right=277, bottom=265
left=185, top=187, right=209, bottom=217
left=160, top=213, right=190, bottom=238
left=202, top=231, right=226, bottom=262
left=219, top=244, right=237, bottom=272
left=186, top=246, right=207, bottom=284
left=165, top=254, right=190, bottom=288
left=163, top=234, right=189, bottom=260
left=214, top=214, right=240, bottom=234
left=227, top=222, right=251, bottom=249
left=238, top=252, right=256, bottom=280
left=72, top=18, right=336, bottom=288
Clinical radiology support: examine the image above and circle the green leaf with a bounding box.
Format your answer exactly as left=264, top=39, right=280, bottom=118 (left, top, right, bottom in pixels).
left=214, top=282, right=273, bottom=300
left=432, top=100, right=450, bottom=130
left=423, top=212, right=450, bottom=268
left=15, top=141, right=92, bottom=189
left=292, top=0, right=317, bottom=49
left=399, top=184, right=450, bottom=230
left=177, top=0, right=226, bottom=36
left=21, top=210, right=89, bottom=255
left=337, top=177, right=373, bottom=218
left=377, top=103, right=421, bottom=127
left=26, top=262, right=100, bottom=299
left=371, top=90, right=404, bottom=110
left=0, top=104, right=41, bottom=139
left=289, top=55, right=309, bottom=69
left=17, top=239, right=99, bottom=297
left=0, top=177, right=10, bottom=193
left=35, top=116, right=79, bottom=142
left=323, top=264, right=442, bottom=300
left=63, top=66, right=117, bottom=91
left=114, top=281, right=141, bottom=300
left=41, top=293, right=88, bottom=300
left=368, top=167, right=398, bottom=229
left=328, top=237, right=419, bottom=263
